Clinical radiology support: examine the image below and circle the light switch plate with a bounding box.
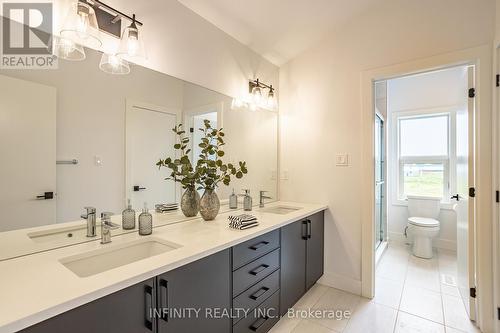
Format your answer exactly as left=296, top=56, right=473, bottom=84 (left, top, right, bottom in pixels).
left=336, top=154, right=349, bottom=166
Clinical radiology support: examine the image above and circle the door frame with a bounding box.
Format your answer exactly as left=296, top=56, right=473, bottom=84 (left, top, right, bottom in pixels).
left=125, top=99, right=181, bottom=208
left=182, top=101, right=224, bottom=128
left=493, top=45, right=500, bottom=333
left=360, top=44, right=493, bottom=332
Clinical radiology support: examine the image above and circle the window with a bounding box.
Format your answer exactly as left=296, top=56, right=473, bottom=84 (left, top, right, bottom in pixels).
left=397, top=114, right=449, bottom=200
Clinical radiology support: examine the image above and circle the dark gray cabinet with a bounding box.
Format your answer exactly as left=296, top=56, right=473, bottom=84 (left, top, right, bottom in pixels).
left=20, top=250, right=231, bottom=333
left=19, top=210, right=324, bottom=333
left=156, top=249, right=231, bottom=333
left=20, top=278, right=156, bottom=333
left=280, top=219, right=307, bottom=316
left=280, top=211, right=324, bottom=315
left=306, top=211, right=325, bottom=290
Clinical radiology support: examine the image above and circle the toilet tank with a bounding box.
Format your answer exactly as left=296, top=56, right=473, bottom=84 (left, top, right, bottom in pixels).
left=407, top=195, right=441, bottom=218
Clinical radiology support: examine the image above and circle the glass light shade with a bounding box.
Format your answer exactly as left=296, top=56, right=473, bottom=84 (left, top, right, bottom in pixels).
left=117, top=24, right=146, bottom=61
left=251, top=86, right=263, bottom=107
left=266, top=94, right=278, bottom=111
left=265, top=88, right=278, bottom=110
left=60, top=1, right=102, bottom=50
left=99, top=53, right=130, bottom=75
left=51, top=36, right=86, bottom=61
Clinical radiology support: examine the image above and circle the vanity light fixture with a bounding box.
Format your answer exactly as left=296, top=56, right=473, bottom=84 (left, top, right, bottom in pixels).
left=117, top=14, right=147, bottom=60
left=231, top=79, right=278, bottom=111
left=60, top=1, right=102, bottom=49
left=56, top=0, right=146, bottom=75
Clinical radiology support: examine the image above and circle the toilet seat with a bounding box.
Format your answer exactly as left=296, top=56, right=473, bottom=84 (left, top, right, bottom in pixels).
left=408, top=217, right=440, bottom=228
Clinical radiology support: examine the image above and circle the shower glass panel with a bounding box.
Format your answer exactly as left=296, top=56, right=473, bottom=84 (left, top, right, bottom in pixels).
left=374, top=114, right=386, bottom=250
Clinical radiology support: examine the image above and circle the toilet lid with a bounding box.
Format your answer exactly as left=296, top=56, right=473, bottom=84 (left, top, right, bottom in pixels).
left=408, top=217, right=440, bottom=227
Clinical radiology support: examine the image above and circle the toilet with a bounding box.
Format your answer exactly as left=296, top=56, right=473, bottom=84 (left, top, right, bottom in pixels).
left=407, top=196, right=441, bottom=259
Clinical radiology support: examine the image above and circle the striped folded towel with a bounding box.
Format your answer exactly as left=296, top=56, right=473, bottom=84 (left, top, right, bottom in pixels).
left=228, top=214, right=259, bottom=230
left=155, top=203, right=179, bottom=213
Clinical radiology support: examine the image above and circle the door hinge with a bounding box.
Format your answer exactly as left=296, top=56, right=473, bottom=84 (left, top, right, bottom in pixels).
left=469, top=187, right=476, bottom=198
left=468, top=88, right=476, bottom=98
left=496, top=190, right=499, bottom=203
left=496, top=74, right=499, bottom=87
left=470, top=287, right=476, bottom=298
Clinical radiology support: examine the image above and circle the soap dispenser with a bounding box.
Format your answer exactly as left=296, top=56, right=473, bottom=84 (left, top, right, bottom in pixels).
left=242, top=189, right=252, bottom=211
left=229, top=189, right=238, bottom=209
left=122, top=199, right=136, bottom=230
left=138, top=202, right=153, bottom=235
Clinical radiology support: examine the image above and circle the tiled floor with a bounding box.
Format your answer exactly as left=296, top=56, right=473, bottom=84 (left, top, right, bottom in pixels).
left=270, top=243, right=479, bottom=333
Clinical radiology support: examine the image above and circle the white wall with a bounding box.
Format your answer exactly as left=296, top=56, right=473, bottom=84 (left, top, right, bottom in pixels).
left=386, top=67, right=468, bottom=251
left=279, top=0, right=494, bottom=295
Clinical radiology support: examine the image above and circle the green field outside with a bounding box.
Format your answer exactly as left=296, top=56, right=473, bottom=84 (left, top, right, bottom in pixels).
left=404, top=171, right=443, bottom=198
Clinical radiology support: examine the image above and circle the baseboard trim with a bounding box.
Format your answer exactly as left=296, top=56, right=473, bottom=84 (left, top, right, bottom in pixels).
left=318, top=272, right=362, bottom=295
left=388, top=231, right=456, bottom=251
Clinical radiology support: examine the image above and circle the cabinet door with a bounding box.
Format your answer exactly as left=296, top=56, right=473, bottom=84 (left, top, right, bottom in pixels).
left=306, top=211, right=325, bottom=290
left=280, top=220, right=306, bottom=316
left=20, top=278, right=156, bottom=333
left=157, top=249, right=231, bottom=333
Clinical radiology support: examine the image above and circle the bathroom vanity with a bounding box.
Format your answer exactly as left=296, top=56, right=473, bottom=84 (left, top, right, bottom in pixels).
left=0, top=202, right=326, bottom=333
left=0, top=21, right=323, bottom=333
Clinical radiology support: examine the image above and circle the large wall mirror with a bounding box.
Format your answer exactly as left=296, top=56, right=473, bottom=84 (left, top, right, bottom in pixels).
left=0, top=47, right=278, bottom=260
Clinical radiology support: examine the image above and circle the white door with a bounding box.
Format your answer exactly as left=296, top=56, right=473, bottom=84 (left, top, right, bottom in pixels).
left=0, top=74, right=56, bottom=231
left=126, top=102, right=177, bottom=210
left=456, top=66, right=476, bottom=320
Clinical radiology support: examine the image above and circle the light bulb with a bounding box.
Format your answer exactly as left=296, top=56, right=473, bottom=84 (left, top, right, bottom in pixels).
left=76, top=12, right=89, bottom=34
left=251, top=86, right=263, bottom=106
left=99, top=53, right=130, bottom=74
left=267, top=88, right=278, bottom=110
left=108, top=54, right=120, bottom=69
left=267, top=95, right=277, bottom=110
left=127, top=36, right=139, bottom=56
left=60, top=2, right=101, bottom=49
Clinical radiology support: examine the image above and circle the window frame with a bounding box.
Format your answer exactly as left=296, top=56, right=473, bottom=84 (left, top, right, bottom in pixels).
left=390, top=106, right=458, bottom=207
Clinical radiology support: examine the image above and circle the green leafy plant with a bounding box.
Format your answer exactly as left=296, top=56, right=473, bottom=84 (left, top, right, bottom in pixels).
left=156, top=124, right=199, bottom=189
left=196, top=119, right=247, bottom=191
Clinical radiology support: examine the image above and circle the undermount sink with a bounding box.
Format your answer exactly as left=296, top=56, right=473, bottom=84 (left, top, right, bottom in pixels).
left=28, top=224, right=95, bottom=243
left=260, top=205, right=302, bottom=215
left=60, top=238, right=182, bottom=277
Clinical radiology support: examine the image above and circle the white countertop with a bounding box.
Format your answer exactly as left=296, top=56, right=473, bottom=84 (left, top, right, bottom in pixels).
left=0, top=201, right=327, bottom=333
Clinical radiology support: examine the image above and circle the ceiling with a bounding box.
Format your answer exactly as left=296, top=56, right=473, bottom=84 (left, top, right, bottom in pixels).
left=178, top=0, right=379, bottom=66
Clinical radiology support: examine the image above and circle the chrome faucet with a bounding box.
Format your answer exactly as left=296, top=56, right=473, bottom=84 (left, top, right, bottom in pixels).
left=81, top=207, right=96, bottom=237
left=100, top=212, right=119, bottom=244
left=259, top=191, right=272, bottom=208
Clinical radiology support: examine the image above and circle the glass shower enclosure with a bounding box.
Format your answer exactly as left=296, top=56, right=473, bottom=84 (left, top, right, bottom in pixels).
left=374, top=113, right=386, bottom=250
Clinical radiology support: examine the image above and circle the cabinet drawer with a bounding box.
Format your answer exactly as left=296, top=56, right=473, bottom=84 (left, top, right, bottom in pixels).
left=233, top=248, right=280, bottom=296
left=233, top=269, right=280, bottom=323
left=233, top=291, right=280, bottom=333
left=232, top=230, right=280, bottom=270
